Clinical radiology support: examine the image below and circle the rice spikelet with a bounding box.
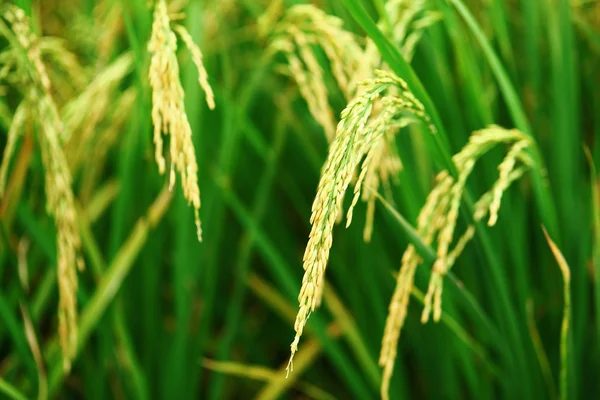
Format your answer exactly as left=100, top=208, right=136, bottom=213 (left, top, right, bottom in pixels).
left=287, top=70, right=434, bottom=375
left=148, top=0, right=215, bottom=241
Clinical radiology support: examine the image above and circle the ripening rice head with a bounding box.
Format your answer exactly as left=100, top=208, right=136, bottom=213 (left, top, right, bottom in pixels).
left=378, top=170, right=453, bottom=400
left=270, top=4, right=363, bottom=141
left=148, top=0, right=215, bottom=242
left=0, top=6, right=84, bottom=372
left=379, top=126, right=534, bottom=400
left=421, top=126, right=533, bottom=324
left=287, top=69, right=434, bottom=375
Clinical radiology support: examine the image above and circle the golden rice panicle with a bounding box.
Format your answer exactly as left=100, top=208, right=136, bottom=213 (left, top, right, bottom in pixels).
left=380, top=126, right=533, bottom=398
left=39, top=100, right=83, bottom=373
left=277, top=26, right=335, bottom=140
left=379, top=248, right=418, bottom=400
left=345, top=78, right=435, bottom=241
left=421, top=126, right=533, bottom=324
left=282, top=5, right=362, bottom=98
left=388, top=0, right=441, bottom=61
left=379, top=171, right=452, bottom=400
left=287, top=70, right=434, bottom=375
left=1, top=7, right=51, bottom=91
left=148, top=0, right=215, bottom=241
left=359, top=0, right=440, bottom=78
left=271, top=4, right=363, bottom=140
left=1, top=6, right=84, bottom=372
left=421, top=158, right=475, bottom=323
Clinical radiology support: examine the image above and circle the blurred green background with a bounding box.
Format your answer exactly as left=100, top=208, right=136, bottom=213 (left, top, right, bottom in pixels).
left=1, top=0, right=599, bottom=399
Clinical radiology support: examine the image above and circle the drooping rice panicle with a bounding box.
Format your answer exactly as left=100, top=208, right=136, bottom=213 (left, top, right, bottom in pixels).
left=358, top=0, right=440, bottom=78
left=421, top=126, right=533, bottom=323
left=270, top=4, right=363, bottom=140
left=287, top=70, right=434, bottom=374
left=270, top=1, right=439, bottom=242
left=389, top=0, right=441, bottom=61
left=379, top=171, right=453, bottom=400
left=148, top=0, right=215, bottom=242
left=379, top=126, right=534, bottom=399
left=0, top=6, right=85, bottom=372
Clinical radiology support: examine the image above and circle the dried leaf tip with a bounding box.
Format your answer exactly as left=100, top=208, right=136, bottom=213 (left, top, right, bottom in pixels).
left=148, top=0, right=215, bottom=241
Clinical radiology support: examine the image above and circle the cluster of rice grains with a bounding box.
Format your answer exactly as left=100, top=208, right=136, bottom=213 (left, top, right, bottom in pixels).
left=269, top=3, right=537, bottom=399
left=0, top=6, right=84, bottom=371
left=287, top=70, right=435, bottom=373
left=270, top=4, right=363, bottom=141
left=148, top=0, right=215, bottom=241
left=269, top=0, right=439, bottom=377
left=379, top=126, right=534, bottom=399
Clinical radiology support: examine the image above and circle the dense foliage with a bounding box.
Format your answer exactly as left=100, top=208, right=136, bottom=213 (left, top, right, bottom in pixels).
left=0, top=0, right=599, bottom=399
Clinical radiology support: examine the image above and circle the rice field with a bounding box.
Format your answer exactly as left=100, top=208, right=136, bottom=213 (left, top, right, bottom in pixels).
left=0, top=0, right=599, bottom=398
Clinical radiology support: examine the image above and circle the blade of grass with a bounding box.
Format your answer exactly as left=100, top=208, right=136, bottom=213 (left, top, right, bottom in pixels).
left=255, top=338, right=324, bottom=400
left=585, top=147, right=600, bottom=351
left=323, top=287, right=381, bottom=387
left=526, top=299, right=557, bottom=400
left=542, top=227, right=573, bottom=400
left=0, top=132, right=33, bottom=235
left=206, top=108, right=287, bottom=400
left=202, top=357, right=336, bottom=400
left=0, top=378, right=27, bottom=400
left=410, top=286, right=502, bottom=381
left=19, top=302, right=47, bottom=400
left=545, top=3, right=585, bottom=393
left=78, top=196, right=149, bottom=400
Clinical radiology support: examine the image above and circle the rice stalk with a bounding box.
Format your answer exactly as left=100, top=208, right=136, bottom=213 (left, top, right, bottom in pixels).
left=148, top=0, right=215, bottom=242
left=0, top=5, right=85, bottom=372
left=379, top=125, right=534, bottom=400
left=287, top=69, right=434, bottom=375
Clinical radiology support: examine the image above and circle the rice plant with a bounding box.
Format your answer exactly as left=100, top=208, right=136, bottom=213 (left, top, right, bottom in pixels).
left=0, top=0, right=598, bottom=399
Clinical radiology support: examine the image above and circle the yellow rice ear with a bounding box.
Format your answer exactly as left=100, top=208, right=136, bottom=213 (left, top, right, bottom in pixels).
left=288, top=69, right=434, bottom=377
left=1, top=5, right=85, bottom=372
left=148, top=0, right=215, bottom=242
left=380, top=125, right=534, bottom=399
